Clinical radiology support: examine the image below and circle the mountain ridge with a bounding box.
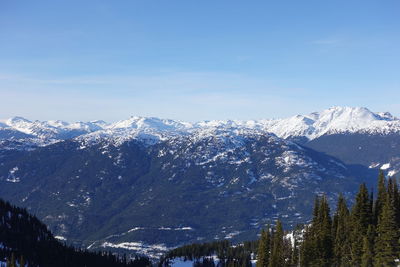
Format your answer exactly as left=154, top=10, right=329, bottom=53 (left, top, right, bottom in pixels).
left=1, top=106, right=400, bottom=147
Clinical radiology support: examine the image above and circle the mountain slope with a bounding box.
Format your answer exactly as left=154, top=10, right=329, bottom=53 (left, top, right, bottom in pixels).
left=0, top=129, right=375, bottom=256
left=1, top=106, right=397, bottom=254
left=0, top=198, right=150, bottom=266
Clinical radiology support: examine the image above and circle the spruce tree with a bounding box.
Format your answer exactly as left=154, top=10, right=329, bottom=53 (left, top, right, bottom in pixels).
left=301, top=196, right=323, bottom=267
left=374, top=170, right=387, bottom=225
left=361, top=225, right=375, bottom=267
left=300, top=196, right=333, bottom=267
left=388, top=177, right=400, bottom=227
left=312, top=196, right=320, bottom=225
left=375, top=194, right=399, bottom=266
left=300, top=224, right=314, bottom=267
left=332, top=194, right=351, bottom=266
left=268, top=221, right=284, bottom=267
left=350, top=183, right=372, bottom=265
left=290, top=225, right=302, bottom=267
left=8, top=253, right=16, bottom=267
left=256, top=226, right=270, bottom=267
left=316, top=195, right=333, bottom=267
left=19, top=255, right=25, bottom=267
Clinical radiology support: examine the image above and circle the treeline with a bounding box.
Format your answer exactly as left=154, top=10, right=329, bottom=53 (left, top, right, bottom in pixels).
left=0, top=199, right=151, bottom=267
left=161, top=172, right=400, bottom=266
left=257, top=171, right=400, bottom=266
left=160, top=240, right=258, bottom=266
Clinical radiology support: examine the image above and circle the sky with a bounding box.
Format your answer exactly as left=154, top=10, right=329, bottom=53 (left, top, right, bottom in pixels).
left=0, top=0, right=399, bottom=122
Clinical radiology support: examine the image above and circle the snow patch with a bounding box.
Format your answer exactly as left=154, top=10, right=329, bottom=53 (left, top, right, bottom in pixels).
left=381, top=163, right=391, bottom=170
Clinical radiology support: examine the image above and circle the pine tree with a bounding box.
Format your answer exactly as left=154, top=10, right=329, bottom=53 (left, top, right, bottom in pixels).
left=350, top=183, right=372, bottom=265
left=388, top=177, right=400, bottom=227
left=312, top=196, right=320, bottom=225
left=332, top=194, right=351, bottom=266
left=7, top=253, right=16, bottom=267
left=300, top=224, right=314, bottom=267
left=352, top=183, right=372, bottom=230
left=316, top=195, right=333, bottom=267
left=375, top=194, right=399, bottom=266
left=301, top=196, right=322, bottom=267
left=19, top=255, right=25, bottom=267
left=374, top=170, right=387, bottom=225
left=268, top=221, right=284, bottom=267
left=289, top=225, right=302, bottom=267
left=300, top=196, right=333, bottom=267
left=361, top=225, right=375, bottom=267
left=256, top=226, right=270, bottom=267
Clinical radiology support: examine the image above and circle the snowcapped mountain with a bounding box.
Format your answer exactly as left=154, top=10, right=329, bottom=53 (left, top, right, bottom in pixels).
left=2, top=106, right=399, bottom=175
left=0, top=126, right=372, bottom=256
left=264, top=106, right=400, bottom=140
left=2, top=107, right=399, bottom=147
left=0, top=106, right=391, bottom=255
left=0, top=116, right=106, bottom=141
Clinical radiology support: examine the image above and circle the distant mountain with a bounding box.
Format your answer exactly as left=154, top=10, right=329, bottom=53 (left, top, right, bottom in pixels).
left=2, top=107, right=400, bottom=146
left=262, top=106, right=400, bottom=140
left=1, top=106, right=398, bottom=255
left=0, top=127, right=375, bottom=256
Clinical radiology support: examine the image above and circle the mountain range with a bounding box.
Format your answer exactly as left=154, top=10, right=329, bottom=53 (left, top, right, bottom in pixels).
left=0, top=106, right=398, bottom=257
left=1, top=106, right=399, bottom=144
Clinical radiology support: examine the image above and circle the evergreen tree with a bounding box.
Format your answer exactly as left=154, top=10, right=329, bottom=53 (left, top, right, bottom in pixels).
left=256, top=226, right=270, bottom=267
left=352, top=183, right=373, bottom=230
left=268, top=221, right=284, bottom=267
left=332, top=194, right=351, bottom=266
left=312, top=196, right=320, bottom=225
left=8, top=253, right=16, bottom=267
left=301, top=196, right=323, bottom=267
left=375, top=194, right=399, bottom=266
left=350, top=183, right=372, bottom=265
left=316, top=195, right=333, bottom=267
left=388, top=177, right=400, bottom=227
left=300, top=196, right=333, bottom=267
left=19, top=255, right=26, bottom=267
left=289, top=225, right=302, bottom=267
left=300, top=224, right=313, bottom=267
left=360, top=225, right=375, bottom=267
left=374, top=170, right=387, bottom=225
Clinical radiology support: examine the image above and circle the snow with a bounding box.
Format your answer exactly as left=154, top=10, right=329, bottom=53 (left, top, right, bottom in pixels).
left=369, top=162, right=380, bottom=168
left=264, top=106, right=400, bottom=140
left=101, top=241, right=169, bottom=257
left=381, top=163, right=391, bottom=170
left=225, top=231, right=241, bottom=239
left=2, top=107, right=400, bottom=150
left=127, top=227, right=145, bottom=232
left=55, top=235, right=67, bottom=241
left=6, top=166, right=20, bottom=183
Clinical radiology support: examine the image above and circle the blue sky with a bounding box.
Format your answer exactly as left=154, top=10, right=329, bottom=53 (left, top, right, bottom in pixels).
left=0, top=0, right=399, bottom=122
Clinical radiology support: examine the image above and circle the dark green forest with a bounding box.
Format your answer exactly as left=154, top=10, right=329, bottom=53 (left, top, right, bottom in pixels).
left=0, top=199, right=150, bottom=267
left=162, top=172, right=400, bottom=267
left=294, top=171, right=400, bottom=267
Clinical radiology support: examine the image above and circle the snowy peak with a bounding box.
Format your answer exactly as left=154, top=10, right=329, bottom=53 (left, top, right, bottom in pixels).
left=0, top=116, right=108, bottom=141
left=5, top=116, right=34, bottom=132
left=109, top=116, right=190, bottom=132
left=376, top=111, right=397, bottom=121
left=267, top=106, right=400, bottom=140
left=1, top=106, right=400, bottom=148
left=312, top=106, right=380, bottom=134
left=318, top=106, right=379, bottom=126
